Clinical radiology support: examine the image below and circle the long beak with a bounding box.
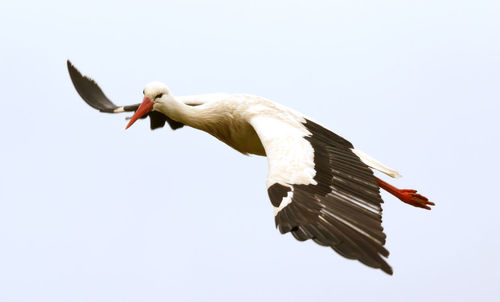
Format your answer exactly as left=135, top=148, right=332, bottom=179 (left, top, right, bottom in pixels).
left=126, top=97, right=154, bottom=129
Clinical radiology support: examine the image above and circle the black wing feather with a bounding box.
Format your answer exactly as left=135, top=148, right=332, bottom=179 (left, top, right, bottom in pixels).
left=67, top=60, right=123, bottom=113
left=271, top=119, right=393, bottom=275
left=67, top=60, right=186, bottom=131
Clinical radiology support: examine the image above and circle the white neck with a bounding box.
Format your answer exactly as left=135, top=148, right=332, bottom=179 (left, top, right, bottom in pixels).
left=154, top=95, right=204, bottom=129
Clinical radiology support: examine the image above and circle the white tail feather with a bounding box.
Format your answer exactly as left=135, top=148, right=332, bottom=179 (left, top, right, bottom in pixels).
left=351, top=149, right=402, bottom=178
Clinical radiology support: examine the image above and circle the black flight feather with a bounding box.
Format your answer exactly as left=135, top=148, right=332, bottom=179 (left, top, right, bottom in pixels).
left=67, top=60, right=190, bottom=131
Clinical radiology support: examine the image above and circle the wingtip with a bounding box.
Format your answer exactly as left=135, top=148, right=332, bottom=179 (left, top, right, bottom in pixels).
left=382, top=261, right=394, bottom=275
left=66, top=59, right=80, bottom=78
left=66, top=59, right=74, bottom=71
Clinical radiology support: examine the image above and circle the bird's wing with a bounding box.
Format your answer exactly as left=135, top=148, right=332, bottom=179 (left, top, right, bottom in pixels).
left=67, top=60, right=200, bottom=130
left=250, top=115, right=392, bottom=275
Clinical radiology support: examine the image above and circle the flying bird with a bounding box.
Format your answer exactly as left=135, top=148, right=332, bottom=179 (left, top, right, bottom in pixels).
left=67, top=60, right=433, bottom=275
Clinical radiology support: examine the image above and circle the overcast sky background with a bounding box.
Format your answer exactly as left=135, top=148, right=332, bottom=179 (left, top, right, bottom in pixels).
left=1, top=0, right=499, bottom=301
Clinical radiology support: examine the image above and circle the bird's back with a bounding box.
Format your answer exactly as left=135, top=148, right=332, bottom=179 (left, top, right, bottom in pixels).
left=178, top=93, right=309, bottom=156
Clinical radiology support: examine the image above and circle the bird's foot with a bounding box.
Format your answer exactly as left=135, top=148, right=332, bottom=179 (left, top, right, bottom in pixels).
left=375, top=177, right=435, bottom=210
left=396, top=189, right=435, bottom=210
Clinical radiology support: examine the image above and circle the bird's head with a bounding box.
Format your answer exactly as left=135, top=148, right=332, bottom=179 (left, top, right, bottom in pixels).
left=126, top=81, right=171, bottom=129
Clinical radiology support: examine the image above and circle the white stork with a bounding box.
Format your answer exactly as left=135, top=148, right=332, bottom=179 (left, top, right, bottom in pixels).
left=67, top=60, right=433, bottom=275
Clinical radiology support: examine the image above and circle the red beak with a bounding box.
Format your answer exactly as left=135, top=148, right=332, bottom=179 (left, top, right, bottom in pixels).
left=126, top=97, right=154, bottom=129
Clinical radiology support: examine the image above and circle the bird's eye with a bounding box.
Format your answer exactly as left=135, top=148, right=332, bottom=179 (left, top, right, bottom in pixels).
left=143, top=89, right=145, bottom=95
left=156, top=93, right=163, bottom=99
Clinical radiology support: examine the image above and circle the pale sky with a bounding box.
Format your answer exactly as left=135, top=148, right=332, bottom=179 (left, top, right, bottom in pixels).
left=1, top=0, right=499, bottom=301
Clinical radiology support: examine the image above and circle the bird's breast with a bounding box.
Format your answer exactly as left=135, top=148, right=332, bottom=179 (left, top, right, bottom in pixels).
left=229, top=123, right=266, bottom=156
left=203, top=116, right=266, bottom=156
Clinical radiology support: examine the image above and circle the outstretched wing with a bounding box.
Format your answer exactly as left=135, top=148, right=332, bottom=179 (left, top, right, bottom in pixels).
left=250, top=114, right=392, bottom=275
left=67, top=60, right=200, bottom=130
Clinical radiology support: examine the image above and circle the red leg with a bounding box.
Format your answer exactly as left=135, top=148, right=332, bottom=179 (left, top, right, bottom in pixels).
left=375, top=177, right=435, bottom=210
